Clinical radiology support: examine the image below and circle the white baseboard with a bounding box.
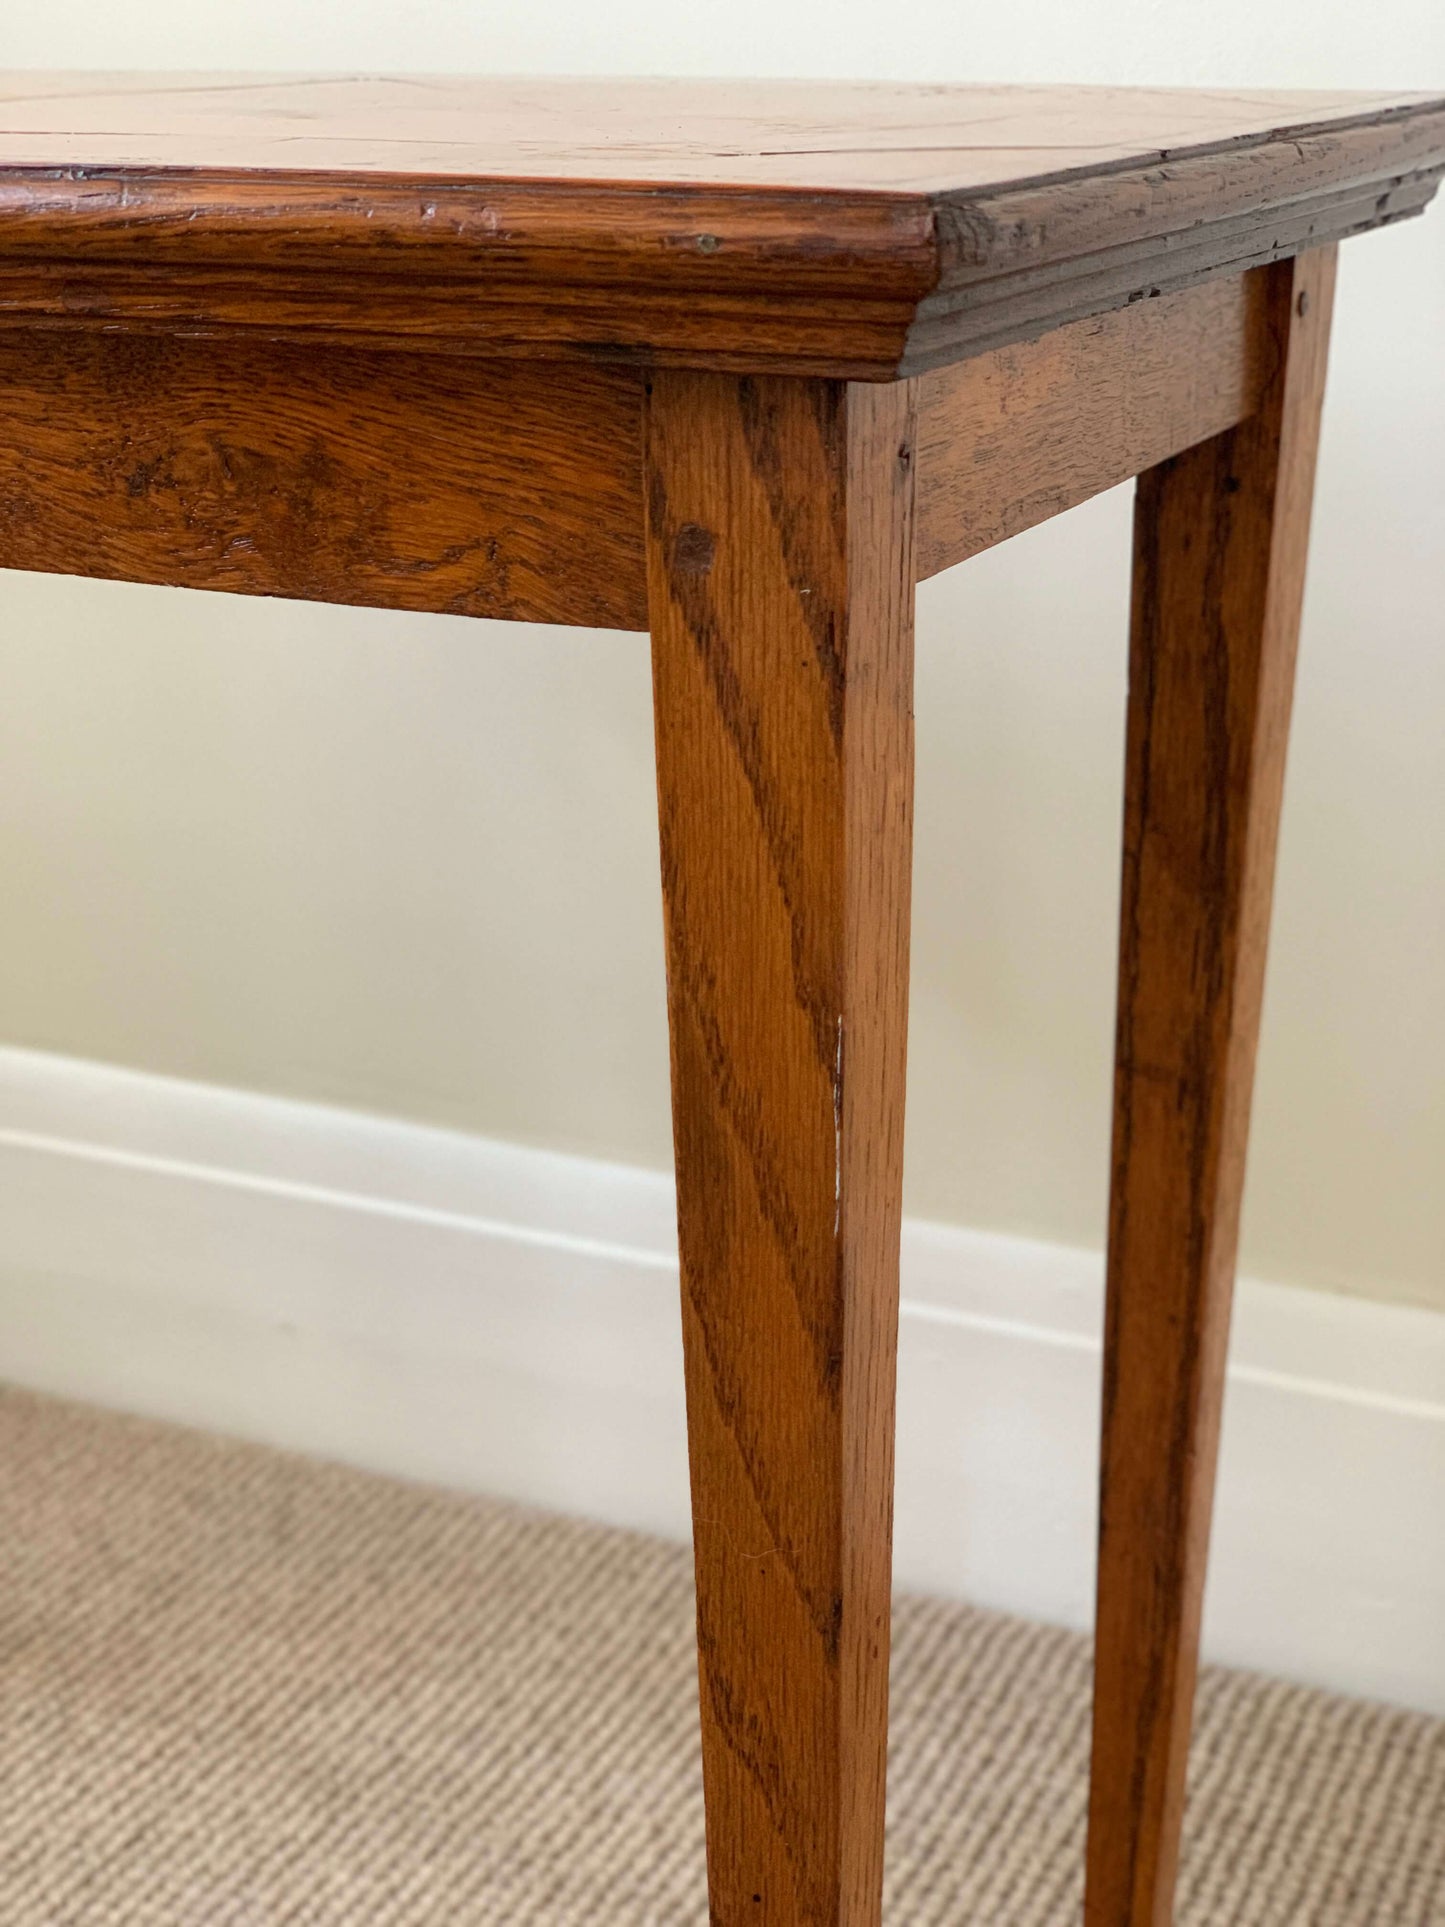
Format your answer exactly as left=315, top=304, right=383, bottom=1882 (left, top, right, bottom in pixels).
left=2, top=1045, right=1442, bottom=1714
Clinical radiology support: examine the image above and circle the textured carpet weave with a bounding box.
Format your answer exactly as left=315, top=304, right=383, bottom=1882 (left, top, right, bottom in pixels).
left=1, top=1385, right=1441, bottom=1924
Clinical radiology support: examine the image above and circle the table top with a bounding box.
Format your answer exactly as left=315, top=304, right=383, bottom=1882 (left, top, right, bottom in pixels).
left=1, top=78, right=1443, bottom=377
left=0, top=76, right=1437, bottom=192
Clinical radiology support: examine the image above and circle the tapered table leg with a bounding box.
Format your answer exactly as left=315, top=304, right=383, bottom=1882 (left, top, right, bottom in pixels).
left=645, top=370, right=917, bottom=1925
left=1084, top=246, right=1337, bottom=1927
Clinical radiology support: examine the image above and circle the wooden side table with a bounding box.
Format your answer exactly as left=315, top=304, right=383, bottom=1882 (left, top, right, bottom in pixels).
left=1, top=77, right=1442, bottom=1926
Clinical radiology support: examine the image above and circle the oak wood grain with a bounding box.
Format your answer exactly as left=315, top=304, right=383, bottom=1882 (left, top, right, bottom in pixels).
left=0, top=66, right=1437, bottom=1927
left=2, top=76, right=1431, bottom=187
left=1084, top=245, right=1338, bottom=1927
left=0, top=277, right=1286, bottom=622
left=916, top=273, right=1268, bottom=580
left=646, top=369, right=916, bottom=1923
left=910, top=117, right=1439, bottom=365
left=0, top=333, right=646, bottom=629
left=0, top=77, right=1438, bottom=375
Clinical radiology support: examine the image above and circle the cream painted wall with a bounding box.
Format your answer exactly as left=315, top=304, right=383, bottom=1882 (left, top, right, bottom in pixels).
left=1, top=5, right=1442, bottom=1312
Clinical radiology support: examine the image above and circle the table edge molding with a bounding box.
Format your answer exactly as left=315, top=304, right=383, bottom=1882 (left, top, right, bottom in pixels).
left=0, top=98, right=1440, bottom=377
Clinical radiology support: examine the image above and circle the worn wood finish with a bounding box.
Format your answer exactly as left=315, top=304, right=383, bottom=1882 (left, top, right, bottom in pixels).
left=0, top=333, right=646, bottom=628
left=8, top=76, right=1439, bottom=186
left=0, top=78, right=1440, bottom=374
left=1, top=70, right=1440, bottom=1927
left=0, top=271, right=1282, bottom=620
left=916, top=272, right=1269, bottom=580
left=908, top=126, right=1435, bottom=368
left=646, top=369, right=915, bottom=1924
left=1084, top=245, right=1338, bottom=1927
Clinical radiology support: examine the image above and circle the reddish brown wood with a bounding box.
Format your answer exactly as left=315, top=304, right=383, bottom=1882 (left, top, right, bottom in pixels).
left=0, top=70, right=1439, bottom=1927
left=1084, top=245, right=1338, bottom=1927
left=0, top=271, right=1280, bottom=626
left=646, top=369, right=916, bottom=1923
left=916, top=272, right=1269, bottom=579
left=0, top=333, right=646, bottom=629
left=0, top=78, right=1439, bottom=374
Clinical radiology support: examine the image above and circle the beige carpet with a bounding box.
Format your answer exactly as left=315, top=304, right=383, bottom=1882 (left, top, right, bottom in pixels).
left=0, top=1387, right=1441, bottom=1924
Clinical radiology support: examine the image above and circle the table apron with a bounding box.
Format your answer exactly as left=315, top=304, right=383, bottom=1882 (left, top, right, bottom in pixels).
left=0, top=268, right=1271, bottom=625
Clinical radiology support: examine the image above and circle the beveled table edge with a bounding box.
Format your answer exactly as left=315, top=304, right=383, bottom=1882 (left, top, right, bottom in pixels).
left=0, top=92, right=1440, bottom=377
